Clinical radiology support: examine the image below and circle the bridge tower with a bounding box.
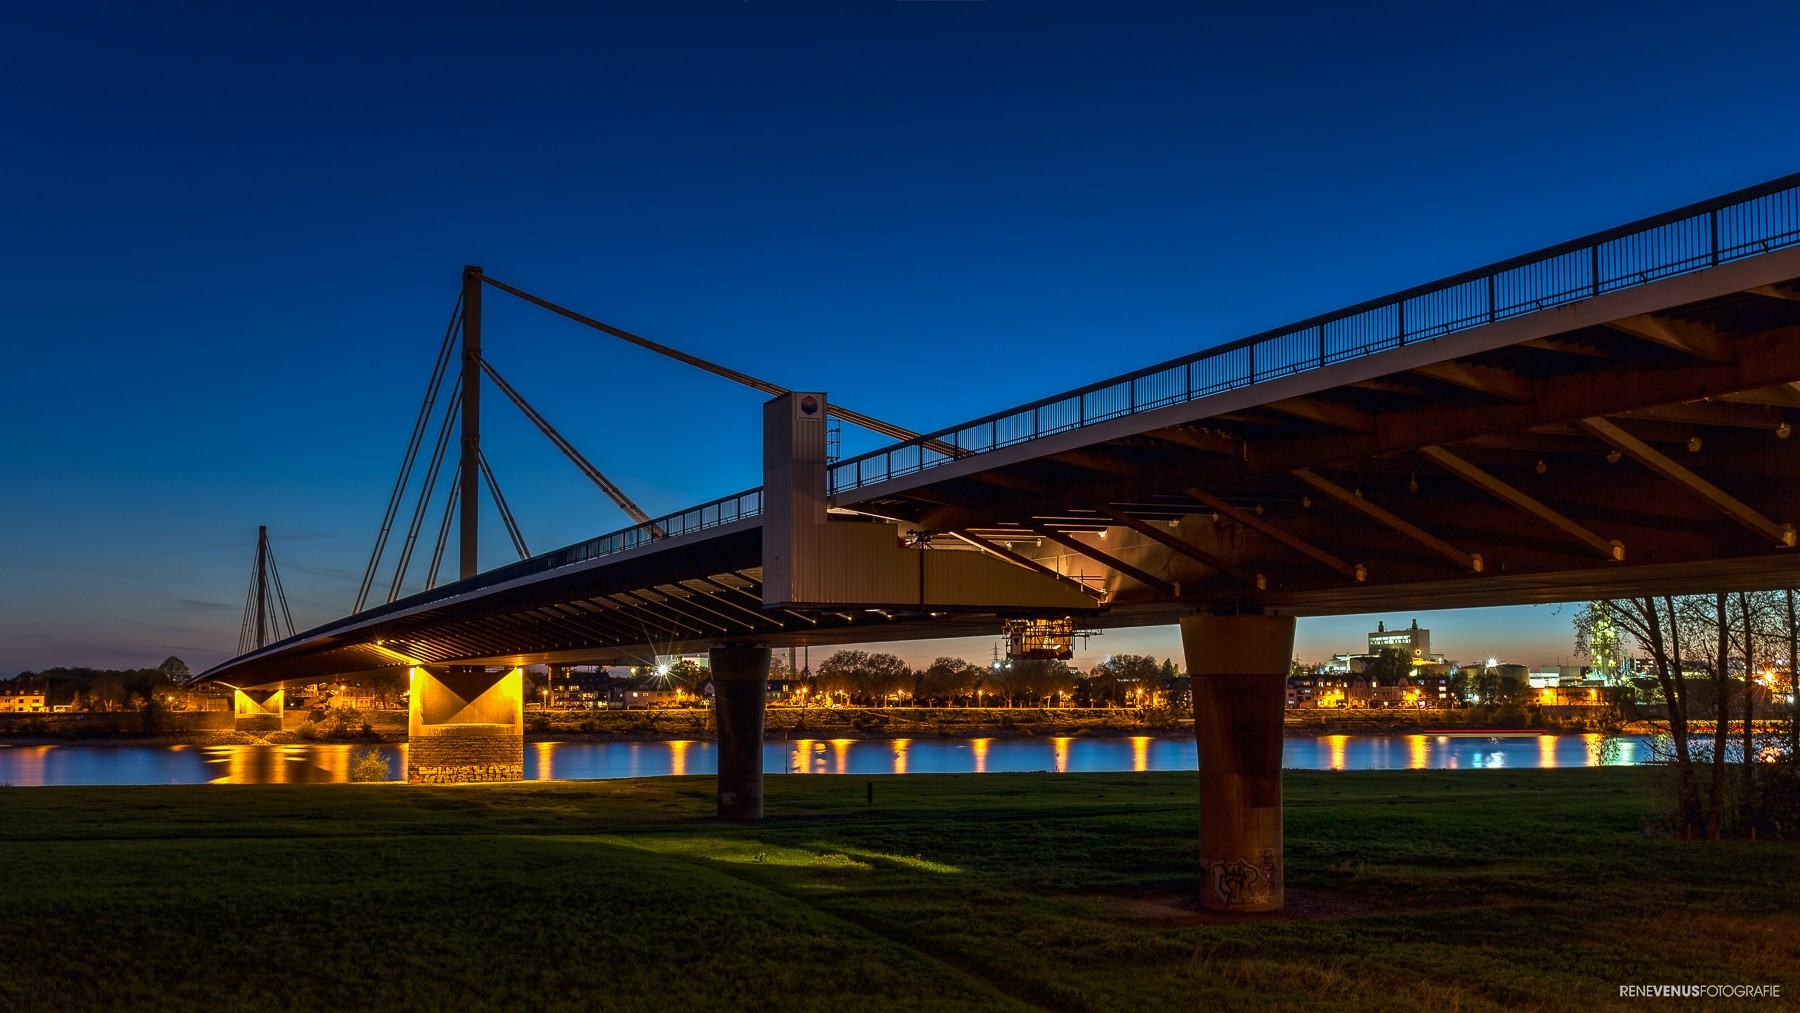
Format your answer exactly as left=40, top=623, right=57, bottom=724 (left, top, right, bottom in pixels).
left=459, top=265, right=483, bottom=580
left=232, top=525, right=293, bottom=731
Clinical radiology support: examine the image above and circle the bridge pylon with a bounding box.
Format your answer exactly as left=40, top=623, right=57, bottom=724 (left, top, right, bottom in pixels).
left=1181, top=614, right=1295, bottom=912
left=710, top=645, right=771, bottom=818
left=407, top=666, right=524, bottom=783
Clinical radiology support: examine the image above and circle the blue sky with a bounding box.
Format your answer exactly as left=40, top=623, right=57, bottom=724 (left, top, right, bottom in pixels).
left=4, top=1, right=1798, bottom=675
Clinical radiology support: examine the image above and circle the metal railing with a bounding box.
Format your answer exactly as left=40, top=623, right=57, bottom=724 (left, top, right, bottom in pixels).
left=303, top=488, right=766, bottom=635
left=827, top=172, right=1800, bottom=496
left=559, top=487, right=763, bottom=566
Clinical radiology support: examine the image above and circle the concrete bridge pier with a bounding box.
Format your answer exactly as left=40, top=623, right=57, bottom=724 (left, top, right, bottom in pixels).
left=232, top=688, right=283, bottom=732
left=710, top=645, right=770, bottom=819
left=407, top=666, right=524, bottom=783
left=1180, top=613, right=1296, bottom=912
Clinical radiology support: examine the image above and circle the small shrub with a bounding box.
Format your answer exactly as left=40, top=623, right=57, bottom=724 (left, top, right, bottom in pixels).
left=347, top=748, right=392, bottom=783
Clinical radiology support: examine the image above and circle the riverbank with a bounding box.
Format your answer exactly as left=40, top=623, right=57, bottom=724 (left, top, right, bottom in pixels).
left=519, top=704, right=1623, bottom=740
left=0, top=768, right=1791, bottom=1010
left=1, top=704, right=1627, bottom=745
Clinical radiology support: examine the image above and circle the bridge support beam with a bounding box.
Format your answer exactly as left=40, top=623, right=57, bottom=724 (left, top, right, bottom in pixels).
left=232, top=688, right=283, bottom=732
left=407, top=667, right=523, bottom=784
left=710, top=645, right=769, bottom=819
left=1181, top=613, right=1295, bottom=912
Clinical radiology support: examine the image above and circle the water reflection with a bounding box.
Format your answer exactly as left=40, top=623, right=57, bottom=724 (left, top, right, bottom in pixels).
left=0, top=733, right=1663, bottom=786
left=1130, top=736, right=1151, bottom=772
left=5, top=746, right=50, bottom=785
left=1327, top=735, right=1348, bottom=771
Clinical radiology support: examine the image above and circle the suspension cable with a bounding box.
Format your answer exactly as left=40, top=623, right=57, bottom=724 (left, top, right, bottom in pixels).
left=388, top=377, right=462, bottom=602
left=479, top=358, right=655, bottom=527
left=264, top=541, right=297, bottom=639
left=355, top=295, right=463, bottom=613
left=479, top=275, right=957, bottom=452
left=237, top=536, right=297, bottom=653
left=478, top=449, right=531, bottom=560
left=236, top=560, right=259, bottom=656
left=424, top=468, right=461, bottom=591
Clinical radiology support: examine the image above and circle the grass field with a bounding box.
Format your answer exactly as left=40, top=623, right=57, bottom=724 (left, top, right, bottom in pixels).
left=0, top=768, right=1794, bottom=1011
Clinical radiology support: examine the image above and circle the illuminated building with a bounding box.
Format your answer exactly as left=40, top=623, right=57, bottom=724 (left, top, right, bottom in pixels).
left=1368, top=619, right=1432, bottom=661
left=0, top=680, right=48, bottom=713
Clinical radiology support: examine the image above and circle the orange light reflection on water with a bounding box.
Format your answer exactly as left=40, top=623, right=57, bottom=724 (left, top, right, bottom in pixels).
left=5, top=746, right=50, bottom=786
left=1130, top=736, right=1151, bottom=772
left=891, top=738, right=910, bottom=775
left=1327, top=735, right=1348, bottom=771
left=1539, top=735, right=1557, bottom=769
left=669, top=740, right=691, bottom=777
left=791, top=739, right=817, bottom=774
left=1052, top=737, right=1071, bottom=773
left=1408, top=735, right=1428, bottom=769
left=971, top=738, right=990, bottom=774
left=316, top=745, right=353, bottom=783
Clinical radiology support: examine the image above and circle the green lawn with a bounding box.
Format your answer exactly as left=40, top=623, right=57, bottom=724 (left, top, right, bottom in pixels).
left=0, top=769, right=1793, bottom=1011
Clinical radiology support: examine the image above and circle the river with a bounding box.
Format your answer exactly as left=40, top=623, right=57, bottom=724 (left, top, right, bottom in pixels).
left=0, top=732, right=1657, bottom=786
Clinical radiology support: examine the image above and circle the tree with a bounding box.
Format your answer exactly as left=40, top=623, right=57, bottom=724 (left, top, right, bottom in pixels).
left=1448, top=667, right=1475, bottom=706
left=664, top=659, right=708, bottom=693
left=1577, top=594, right=1734, bottom=838
left=815, top=650, right=913, bottom=704
left=1089, top=654, right=1160, bottom=707
left=363, top=669, right=409, bottom=709
left=158, top=657, right=191, bottom=684
left=1161, top=658, right=1191, bottom=710
left=88, top=674, right=126, bottom=712
left=998, top=659, right=1076, bottom=706
left=916, top=657, right=980, bottom=705
left=1363, top=648, right=1411, bottom=684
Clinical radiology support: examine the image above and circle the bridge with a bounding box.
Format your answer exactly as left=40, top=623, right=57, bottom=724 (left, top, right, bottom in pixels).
left=199, top=172, right=1800, bottom=910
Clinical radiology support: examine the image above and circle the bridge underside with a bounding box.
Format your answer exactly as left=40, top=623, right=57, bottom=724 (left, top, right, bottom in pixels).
left=842, top=256, right=1800, bottom=620
left=203, top=526, right=1103, bottom=689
